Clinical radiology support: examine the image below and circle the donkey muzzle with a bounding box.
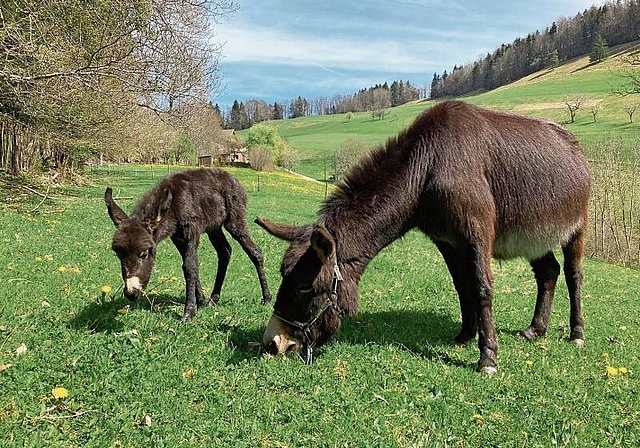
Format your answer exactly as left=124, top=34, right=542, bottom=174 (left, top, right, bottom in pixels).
left=124, top=276, right=143, bottom=300
left=263, top=315, right=302, bottom=356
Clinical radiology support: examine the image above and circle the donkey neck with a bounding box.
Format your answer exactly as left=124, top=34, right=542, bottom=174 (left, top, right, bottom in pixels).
left=320, top=151, right=427, bottom=279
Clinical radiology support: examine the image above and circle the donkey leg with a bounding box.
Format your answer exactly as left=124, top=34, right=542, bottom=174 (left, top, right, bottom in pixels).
left=520, top=252, right=560, bottom=341
left=225, top=219, right=272, bottom=305
left=466, top=243, right=498, bottom=375
left=435, top=241, right=477, bottom=346
left=206, top=228, right=232, bottom=305
left=171, top=235, right=203, bottom=321
left=562, top=230, right=586, bottom=346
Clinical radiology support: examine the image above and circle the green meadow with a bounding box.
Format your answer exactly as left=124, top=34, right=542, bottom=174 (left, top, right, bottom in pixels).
left=241, top=42, right=640, bottom=180
left=1, top=165, right=639, bottom=447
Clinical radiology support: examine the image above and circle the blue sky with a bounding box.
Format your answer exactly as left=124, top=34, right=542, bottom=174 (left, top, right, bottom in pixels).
left=212, top=0, right=598, bottom=109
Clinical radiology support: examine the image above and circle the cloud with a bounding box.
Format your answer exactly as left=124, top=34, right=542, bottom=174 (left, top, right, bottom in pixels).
left=216, top=24, right=492, bottom=75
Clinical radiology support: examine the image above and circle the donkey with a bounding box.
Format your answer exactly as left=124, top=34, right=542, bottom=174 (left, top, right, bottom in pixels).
left=256, top=100, right=591, bottom=374
left=105, top=168, right=271, bottom=321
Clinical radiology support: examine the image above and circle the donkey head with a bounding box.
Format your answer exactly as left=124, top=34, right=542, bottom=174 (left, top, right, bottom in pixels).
left=105, top=187, right=172, bottom=301
left=255, top=216, right=344, bottom=362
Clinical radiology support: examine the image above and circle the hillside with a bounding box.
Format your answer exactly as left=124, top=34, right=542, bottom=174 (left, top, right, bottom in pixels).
left=240, top=41, right=640, bottom=180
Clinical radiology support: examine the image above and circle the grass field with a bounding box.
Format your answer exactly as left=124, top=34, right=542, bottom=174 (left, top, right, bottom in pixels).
left=1, top=165, right=639, bottom=446
left=239, top=42, right=640, bottom=180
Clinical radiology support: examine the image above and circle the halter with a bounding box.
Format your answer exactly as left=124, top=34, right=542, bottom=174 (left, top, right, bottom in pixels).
left=272, top=264, right=344, bottom=364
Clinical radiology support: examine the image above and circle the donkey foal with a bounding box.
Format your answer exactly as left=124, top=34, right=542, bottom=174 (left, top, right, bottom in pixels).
left=105, top=168, right=271, bottom=321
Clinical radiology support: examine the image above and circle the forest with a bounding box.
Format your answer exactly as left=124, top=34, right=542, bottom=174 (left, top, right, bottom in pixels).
left=224, top=79, right=424, bottom=130
left=430, top=0, right=640, bottom=98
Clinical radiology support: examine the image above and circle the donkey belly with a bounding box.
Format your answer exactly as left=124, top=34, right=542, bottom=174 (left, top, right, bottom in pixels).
left=493, top=220, right=582, bottom=261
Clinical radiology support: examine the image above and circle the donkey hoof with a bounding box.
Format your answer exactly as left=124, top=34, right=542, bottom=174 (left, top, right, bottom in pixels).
left=477, top=365, right=498, bottom=376
left=571, top=338, right=585, bottom=348
left=519, top=327, right=543, bottom=341
left=182, top=309, right=196, bottom=322
left=209, top=294, right=220, bottom=306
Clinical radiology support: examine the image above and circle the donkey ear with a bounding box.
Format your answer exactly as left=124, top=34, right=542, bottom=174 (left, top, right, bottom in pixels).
left=150, top=188, right=172, bottom=230
left=311, top=225, right=335, bottom=263
left=254, top=216, right=303, bottom=241
left=105, top=187, right=128, bottom=227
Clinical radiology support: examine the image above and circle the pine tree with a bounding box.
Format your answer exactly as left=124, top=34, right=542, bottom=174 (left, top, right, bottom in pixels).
left=589, top=34, right=608, bottom=64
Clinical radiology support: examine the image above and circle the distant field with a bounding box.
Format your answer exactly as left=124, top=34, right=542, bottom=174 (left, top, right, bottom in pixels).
left=238, top=42, right=640, bottom=180
left=1, top=165, right=639, bottom=446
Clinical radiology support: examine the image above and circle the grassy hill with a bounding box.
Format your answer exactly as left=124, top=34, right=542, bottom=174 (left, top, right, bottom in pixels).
left=239, top=41, right=640, bottom=180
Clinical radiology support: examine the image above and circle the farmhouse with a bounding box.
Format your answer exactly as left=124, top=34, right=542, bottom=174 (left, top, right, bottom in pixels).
left=198, top=129, right=250, bottom=167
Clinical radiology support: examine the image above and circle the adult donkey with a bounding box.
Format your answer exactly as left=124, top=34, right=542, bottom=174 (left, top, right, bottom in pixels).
left=256, top=100, right=591, bottom=374
left=105, top=168, right=271, bottom=321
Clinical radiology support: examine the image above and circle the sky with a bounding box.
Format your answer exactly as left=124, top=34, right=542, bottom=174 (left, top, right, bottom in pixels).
left=211, top=0, right=599, bottom=110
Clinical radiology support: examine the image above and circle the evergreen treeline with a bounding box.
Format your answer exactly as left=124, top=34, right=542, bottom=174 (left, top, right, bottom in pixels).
left=225, top=80, right=423, bottom=129
left=431, top=0, right=640, bottom=98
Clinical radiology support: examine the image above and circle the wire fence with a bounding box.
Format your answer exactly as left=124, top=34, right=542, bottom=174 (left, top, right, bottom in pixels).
left=85, top=153, right=640, bottom=270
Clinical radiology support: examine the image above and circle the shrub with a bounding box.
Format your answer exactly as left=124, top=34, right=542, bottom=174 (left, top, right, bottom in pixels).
left=249, top=146, right=275, bottom=172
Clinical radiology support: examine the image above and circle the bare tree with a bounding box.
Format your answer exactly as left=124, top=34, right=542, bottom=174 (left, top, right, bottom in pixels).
left=249, top=146, right=275, bottom=172
left=590, top=104, right=601, bottom=123
left=615, top=53, right=640, bottom=97
left=625, top=104, right=638, bottom=123
left=0, top=0, right=237, bottom=174
left=333, top=138, right=371, bottom=180
left=565, top=97, right=584, bottom=123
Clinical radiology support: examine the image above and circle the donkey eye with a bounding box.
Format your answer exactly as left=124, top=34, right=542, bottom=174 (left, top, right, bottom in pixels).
left=139, top=250, right=149, bottom=260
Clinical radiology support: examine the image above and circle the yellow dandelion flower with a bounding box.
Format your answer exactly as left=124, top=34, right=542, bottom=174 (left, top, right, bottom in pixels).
left=70, top=267, right=81, bottom=274
left=618, top=367, right=628, bottom=375
left=602, top=353, right=609, bottom=359
left=101, top=285, right=113, bottom=294
left=182, top=369, right=195, bottom=379
left=525, top=360, right=534, bottom=367
left=36, top=256, right=43, bottom=262
left=606, top=366, right=619, bottom=376
left=44, top=254, right=54, bottom=262
left=170, top=276, right=178, bottom=281
left=52, top=387, right=69, bottom=399
left=472, top=414, right=484, bottom=422
left=57, top=265, right=67, bottom=273
left=117, top=306, right=130, bottom=315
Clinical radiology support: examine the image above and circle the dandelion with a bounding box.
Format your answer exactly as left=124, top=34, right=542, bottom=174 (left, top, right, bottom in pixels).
left=606, top=366, right=619, bottom=376
left=36, top=256, right=43, bottom=262
left=525, top=360, right=534, bottom=367
left=101, top=285, right=113, bottom=294
left=43, top=254, right=54, bottom=262
left=117, top=305, right=130, bottom=315
left=57, top=266, right=67, bottom=273
left=52, top=387, right=69, bottom=399
left=472, top=414, right=484, bottom=422
left=618, top=367, right=629, bottom=375
left=602, top=353, right=609, bottom=360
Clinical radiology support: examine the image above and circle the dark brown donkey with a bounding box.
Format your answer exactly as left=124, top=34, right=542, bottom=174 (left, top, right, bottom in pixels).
left=256, top=100, right=591, bottom=374
left=105, top=168, right=271, bottom=321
